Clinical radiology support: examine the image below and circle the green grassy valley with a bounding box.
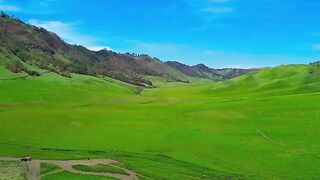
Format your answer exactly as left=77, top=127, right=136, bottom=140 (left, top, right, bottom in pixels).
left=1, top=62, right=320, bottom=179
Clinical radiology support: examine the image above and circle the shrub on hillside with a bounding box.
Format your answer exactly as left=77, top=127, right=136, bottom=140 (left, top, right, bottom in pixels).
left=6, top=61, right=25, bottom=73
left=134, top=87, right=144, bottom=95
left=25, top=69, right=40, bottom=76
left=60, top=72, right=72, bottom=78
left=5, top=60, right=41, bottom=76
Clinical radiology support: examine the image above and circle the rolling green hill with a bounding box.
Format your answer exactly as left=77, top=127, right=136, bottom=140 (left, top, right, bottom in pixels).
left=205, top=64, right=320, bottom=97
left=1, top=61, right=320, bottom=179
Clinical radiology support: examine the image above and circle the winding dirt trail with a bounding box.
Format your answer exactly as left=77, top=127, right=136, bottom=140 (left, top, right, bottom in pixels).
left=0, top=157, right=140, bottom=180
left=256, top=129, right=320, bottom=159
left=256, top=129, right=287, bottom=147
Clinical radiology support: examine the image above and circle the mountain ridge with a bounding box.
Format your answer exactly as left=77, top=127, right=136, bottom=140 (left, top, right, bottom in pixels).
left=0, top=12, right=254, bottom=86
left=165, top=61, right=256, bottom=81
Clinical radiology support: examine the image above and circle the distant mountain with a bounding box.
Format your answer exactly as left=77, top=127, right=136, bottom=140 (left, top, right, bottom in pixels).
left=165, top=61, right=255, bottom=80
left=0, top=12, right=253, bottom=86
left=310, top=61, right=320, bottom=65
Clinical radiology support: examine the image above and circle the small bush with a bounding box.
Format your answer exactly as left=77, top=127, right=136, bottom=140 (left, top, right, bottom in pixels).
left=6, top=61, right=25, bottom=73
left=134, top=87, right=144, bottom=95
left=25, top=69, right=40, bottom=76
left=60, top=72, right=71, bottom=78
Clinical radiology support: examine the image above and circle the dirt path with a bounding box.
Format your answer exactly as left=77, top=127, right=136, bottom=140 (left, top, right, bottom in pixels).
left=0, top=157, right=21, bottom=161
left=256, top=129, right=287, bottom=147
left=38, top=159, right=139, bottom=180
left=256, top=129, right=320, bottom=159
left=0, top=157, right=140, bottom=180
left=27, top=161, right=40, bottom=180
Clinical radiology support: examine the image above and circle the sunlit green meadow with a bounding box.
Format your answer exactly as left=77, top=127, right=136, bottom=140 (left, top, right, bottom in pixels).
left=1, top=64, right=320, bottom=179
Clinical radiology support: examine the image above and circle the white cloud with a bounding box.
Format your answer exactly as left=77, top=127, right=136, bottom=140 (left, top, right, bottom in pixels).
left=28, top=20, right=71, bottom=35
left=209, top=0, right=228, bottom=3
left=184, top=0, right=234, bottom=14
left=0, top=5, right=19, bottom=12
left=27, top=19, right=112, bottom=51
left=313, top=44, right=320, bottom=51
left=203, top=6, right=233, bottom=13
left=0, top=0, right=20, bottom=12
left=182, top=0, right=234, bottom=31
left=3, top=0, right=61, bottom=14
left=86, top=46, right=113, bottom=51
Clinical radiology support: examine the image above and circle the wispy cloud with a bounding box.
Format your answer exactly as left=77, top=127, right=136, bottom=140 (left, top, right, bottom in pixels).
left=203, top=0, right=233, bottom=14
left=0, top=0, right=63, bottom=15
left=185, top=0, right=233, bottom=13
left=0, top=0, right=20, bottom=12
left=27, top=19, right=112, bottom=51
left=203, top=6, right=233, bottom=14
left=187, top=0, right=233, bottom=14
left=209, top=0, right=229, bottom=3
left=184, top=0, right=234, bottom=31
left=313, top=44, right=320, bottom=51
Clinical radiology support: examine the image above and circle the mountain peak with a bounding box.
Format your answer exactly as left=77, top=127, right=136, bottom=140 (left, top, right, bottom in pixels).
left=193, top=63, right=210, bottom=70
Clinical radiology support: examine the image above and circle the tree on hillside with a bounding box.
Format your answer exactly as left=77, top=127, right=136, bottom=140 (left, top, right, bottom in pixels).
left=1, top=11, right=10, bottom=18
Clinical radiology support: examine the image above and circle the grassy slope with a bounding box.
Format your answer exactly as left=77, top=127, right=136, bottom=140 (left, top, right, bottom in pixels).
left=42, top=171, right=116, bottom=180
left=41, top=163, right=61, bottom=175
left=73, top=164, right=129, bottom=175
left=1, top=64, right=320, bottom=179
left=205, top=64, right=320, bottom=97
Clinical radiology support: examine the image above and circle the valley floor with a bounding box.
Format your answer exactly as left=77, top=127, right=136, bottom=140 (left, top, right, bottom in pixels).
left=1, top=65, right=320, bottom=179
left=0, top=157, right=139, bottom=180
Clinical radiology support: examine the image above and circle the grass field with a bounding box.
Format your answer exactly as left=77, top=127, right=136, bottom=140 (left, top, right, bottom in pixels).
left=1, top=64, right=320, bottom=179
left=40, top=163, right=117, bottom=180
left=41, top=163, right=61, bottom=175
left=73, top=164, right=129, bottom=175
left=42, top=171, right=116, bottom=180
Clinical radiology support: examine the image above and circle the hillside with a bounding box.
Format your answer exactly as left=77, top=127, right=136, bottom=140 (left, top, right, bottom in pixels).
left=165, top=61, right=255, bottom=80
left=0, top=13, right=192, bottom=86
left=0, top=13, right=256, bottom=87
left=204, top=63, right=320, bottom=97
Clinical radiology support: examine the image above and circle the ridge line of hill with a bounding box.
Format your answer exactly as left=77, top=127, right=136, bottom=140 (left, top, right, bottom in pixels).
left=0, top=12, right=255, bottom=86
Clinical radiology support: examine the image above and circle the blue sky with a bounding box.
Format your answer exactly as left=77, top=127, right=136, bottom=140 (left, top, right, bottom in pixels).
left=1, top=0, right=320, bottom=68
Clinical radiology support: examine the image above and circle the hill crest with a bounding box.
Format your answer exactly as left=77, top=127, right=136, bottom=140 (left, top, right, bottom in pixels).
left=0, top=12, right=254, bottom=86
